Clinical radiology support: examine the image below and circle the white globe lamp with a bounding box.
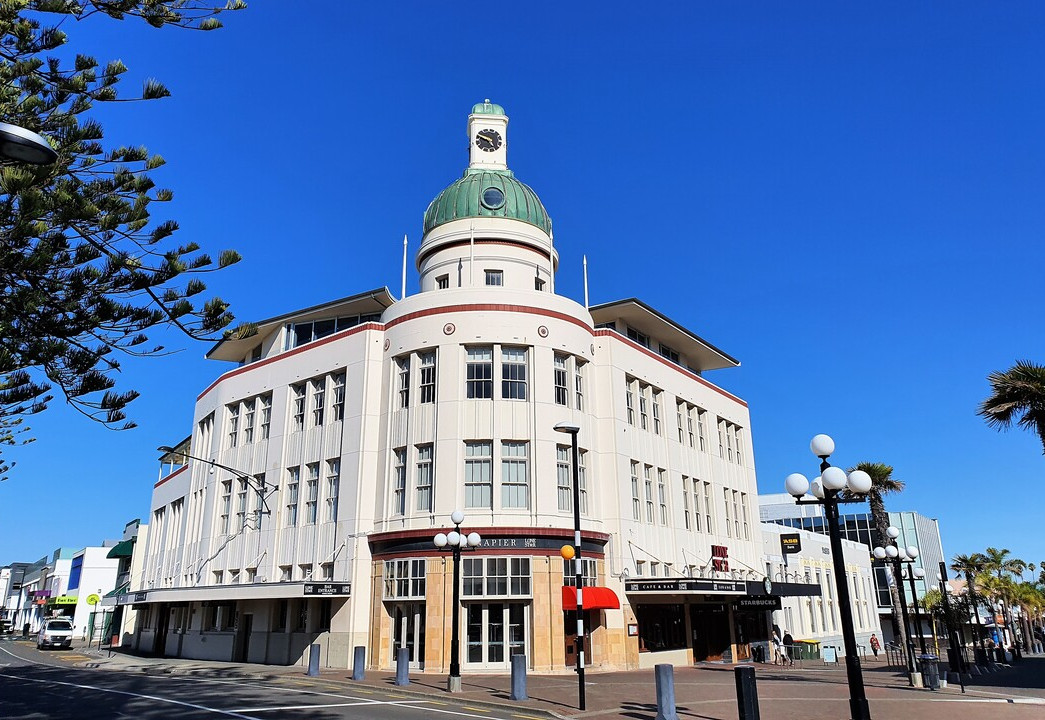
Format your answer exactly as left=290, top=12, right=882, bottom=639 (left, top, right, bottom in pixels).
left=785, top=473, right=810, bottom=497
left=847, top=470, right=872, bottom=494
left=821, top=466, right=848, bottom=491
left=810, top=434, right=835, bottom=458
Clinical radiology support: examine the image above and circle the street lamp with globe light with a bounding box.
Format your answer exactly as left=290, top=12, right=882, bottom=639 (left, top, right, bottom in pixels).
left=785, top=434, right=873, bottom=720
left=552, top=420, right=586, bottom=711
left=872, top=527, right=921, bottom=683
left=433, top=511, right=480, bottom=693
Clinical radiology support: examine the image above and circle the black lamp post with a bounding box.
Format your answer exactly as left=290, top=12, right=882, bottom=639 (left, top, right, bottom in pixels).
left=964, top=569, right=989, bottom=665
left=157, top=445, right=273, bottom=517
left=873, top=528, right=919, bottom=683
left=905, top=565, right=928, bottom=655
left=433, top=511, right=480, bottom=693
left=553, top=421, right=585, bottom=711
left=785, top=434, right=873, bottom=720
left=937, top=562, right=968, bottom=686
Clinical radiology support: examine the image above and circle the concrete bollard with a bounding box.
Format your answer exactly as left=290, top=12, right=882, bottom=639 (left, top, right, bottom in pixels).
left=394, top=647, right=410, bottom=686
left=654, top=664, right=679, bottom=720
left=307, top=643, right=321, bottom=677
left=735, top=665, right=760, bottom=720
left=509, top=654, right=528, bottom=701
left=352, top=646, right=366, bottom=681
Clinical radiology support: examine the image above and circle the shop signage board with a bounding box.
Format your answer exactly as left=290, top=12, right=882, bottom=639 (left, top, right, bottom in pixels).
left=52, top=596, right=78, bottom=605
left=303, top=582, right=352, bottom=596
left=624, top=578, right=746, bottom=595
left=780, top=534, right=802, bottom=554
left=732, top=596, right=782, bottom=611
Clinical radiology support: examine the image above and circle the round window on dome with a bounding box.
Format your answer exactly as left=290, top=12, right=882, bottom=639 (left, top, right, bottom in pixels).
left=481, top=186, right=505, bottom=209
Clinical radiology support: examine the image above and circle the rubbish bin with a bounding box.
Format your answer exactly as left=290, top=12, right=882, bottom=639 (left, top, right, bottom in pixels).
left=994, top=647, right=1006, bottom=664
left=794, top=640, right=821, bottom=660
left=919, top=654, right=940, bottom=690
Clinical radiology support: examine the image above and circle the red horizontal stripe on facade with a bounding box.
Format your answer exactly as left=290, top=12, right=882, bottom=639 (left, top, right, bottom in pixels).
left=383, top=303, right=593, bottom=333
left=416, top=238, right=552, bottom=266
left=154, top=463, right=187, bottom=489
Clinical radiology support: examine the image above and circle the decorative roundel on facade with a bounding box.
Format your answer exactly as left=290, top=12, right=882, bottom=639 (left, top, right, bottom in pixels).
left=590, top=343, right=596, bottom=355
left=537, top=325, right=549, bottom=338
left=383, top=339, right=390, bottom=351
left=481, top=186, right=505, bottom=209
left=443, top=322, right=456, bottom=335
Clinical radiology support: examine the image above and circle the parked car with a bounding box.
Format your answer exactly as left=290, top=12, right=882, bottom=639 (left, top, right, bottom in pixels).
left=37, top=619, right=73, bottom=650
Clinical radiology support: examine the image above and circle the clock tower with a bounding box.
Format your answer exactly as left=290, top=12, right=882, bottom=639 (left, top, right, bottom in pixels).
left=468, top=99, right=509, bottom=171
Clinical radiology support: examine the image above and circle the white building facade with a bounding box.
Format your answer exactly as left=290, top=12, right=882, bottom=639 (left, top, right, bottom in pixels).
left=132, top=101, right=806, bottom=672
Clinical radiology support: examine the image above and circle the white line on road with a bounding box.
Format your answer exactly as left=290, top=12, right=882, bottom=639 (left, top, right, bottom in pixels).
left=0, top=673, right=263, bottom=719
left=230, top=699, right=427, bottom=712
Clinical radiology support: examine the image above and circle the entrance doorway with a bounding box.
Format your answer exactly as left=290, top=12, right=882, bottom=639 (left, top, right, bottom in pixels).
left=390, top=602, right=426, bottom=668
left=234, top=613, right=253, bottom=663
left=465, top=602, right=528, bottom=669
left=153, top=604, right=169, bottom=658
left=690, top=603, right=731, bottom=661
left=563, top=610, right=595, bottom=667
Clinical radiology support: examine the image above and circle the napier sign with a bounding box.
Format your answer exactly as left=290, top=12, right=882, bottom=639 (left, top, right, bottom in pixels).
left=624, top=578, right=746, bottom=595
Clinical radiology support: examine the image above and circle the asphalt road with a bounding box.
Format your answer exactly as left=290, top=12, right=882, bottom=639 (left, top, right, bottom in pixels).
left=0, top=639, right=521, bottom=720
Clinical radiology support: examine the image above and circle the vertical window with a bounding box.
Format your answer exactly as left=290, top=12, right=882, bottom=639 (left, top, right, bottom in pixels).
left=220, top=479, right=232, bottom=534
left=652, top=391, right=662, bottom=435
left=692, top=478, right=703, bottom=532
left=292, top=384, right=306, bottom=431
left=703, top=481, right=713, bottom=533
left=687, top=406, right=695, bottom=448
left=306, top=463, right=319, bottom=524
left=326, top=459, right=340, bottom=521
left=285, top=467, right=300, bottom=526
left=639, top=385, right=649, bottom=430
left=574, top=361, right=585, bottom=411
left=227, top=404, right=239, bottom=448
left=253, top=473, right=266, bottom=530
left=436, top=274, right=449, bottom=289
left=392, top=448, right=406, bottom=515
left=644, top=465, right=654, bottom=523
left=244, top=399, right=255, bottom=444
left=466, top=347, right=493, bottom=399
left=682, top=476, right=691, bottom=530
left=419, top=352, right=436, bottom=403
left=332, top=373, right=345, bottom=421
left=578, top=449, right=588, bottom=516
left=485, top=270, right=503, bottom=286
left=741, top=492, right=750, bottom=540
left=312, top=378, right=325, bottom=427
left=554, top=354, right=569, bottom=406
left=630, top=461, right=640, bottom=520
left=735, top=426, right=744, bottom=465
left=556, top=445, right=572, bottom=512
left=260, top=394, right=272, bottom=439
left=732, top=490, right=740, bottom=538
left=657, top=469, right=668, bottom=525
left=501, top=441, right=529, bottom=509
left=726, top=424, right=734, bottom=461
left=396, top=356, right=410, bottom=408
left=501, top=347, right=527, bottom=400
left=723, top=488, right=732, bottom=538
left=677, top=402, right=685, bottom=443
left=625, top=379, right=635, bottom=425
left=236, top=478, right=248, bottom=530
left=416, top=445, right=433, bottom=512
left=697, top=408, right=706, bottom=451
left=718, top=420, right=725, bottom=457
left=464, top=441, right=493, bottom=508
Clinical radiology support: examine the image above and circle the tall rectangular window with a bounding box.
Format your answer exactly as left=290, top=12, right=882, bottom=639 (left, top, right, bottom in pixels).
left=630, top=461, right=641, bottom=520
left=285, top=467, right=300, bottom=527
left=686, top=406, right=696, bottom=448
left=312, top=378, right=325, bottom=427
left=485, top=269, right=503, bottom=286
left=392, top=448, right=406, bottom=515
left=677, top=402, right=685, bottom=443
left=396, top=356, right=410, bottom=408
left=578, top=449, right=588, bottom=516
left=682, top=476, right=691, bottom=530
left=732, top=490, right=741, bottom=538
left=652, top=391, right=662, bottom=435
left=227, top=404, right=239, bottom=448
left=554, top=354, right=569, bottom=406
left=326, top=459, right=340, bottom=521
left=657, top=469, right=668, bottom=525
left=692, top=477, right=703, bottom=532
left=236, top=478, right=248, bottom=530
left=305, top=463, right=319, bottom=524
left=220, top=479, right=232, bottom=534
left=244, top=399, right=255, bottom=444
left=723, top=487, right=732, bottom=538
left=703, top=481, right=713, bottom=533
left=292, top=384, right=306, bottom=431
left=253, top=473, right=266, bottom=530
left=501, top=441, right=529, bottom=509
left=466, top=347, right=493, bottom=399
left=718, top=420, right=725, bottom=458
left=464, top=441, right=493, bottom=508
left=639, top=385, right=649, bottom=430
left=332, top=373, right=345, bottom=422
left=625, top=378, right=635, bottom=425
left=260, top=394, right=272, bottom=439
left=556, top=445, right=572, bottom=512
left=574, top=361, right=585, bottom=411
left=501, top=347, right=527, bottom=400
left=419, top=352, right=436, bottom=403
left=726, top=424, right=734, bottom=461
left=416, top=444, right=433, bottom=512
left=644, top=465, right=654, bottom=523
left=740, top=492, right=750, bottom=539
left=697, top=408, right=706, bottom=451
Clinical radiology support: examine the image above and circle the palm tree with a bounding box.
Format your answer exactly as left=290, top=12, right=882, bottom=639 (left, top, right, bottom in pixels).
left=981, top=548, right=1026, bottom=648
left=951, top=553, right=988, bottom=648
left=978, top=360, right=1045, bottom=453
left=848, top=462, right=906, bottom=647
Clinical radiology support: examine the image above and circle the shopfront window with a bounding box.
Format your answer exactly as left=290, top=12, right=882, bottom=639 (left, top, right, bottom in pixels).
left=635, top=603, right=687, bottom=653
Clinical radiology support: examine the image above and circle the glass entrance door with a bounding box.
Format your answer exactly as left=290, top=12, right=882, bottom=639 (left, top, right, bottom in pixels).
left=391, top=602, right=426, bottom=669
left=465, top=602, right=528, bottom=669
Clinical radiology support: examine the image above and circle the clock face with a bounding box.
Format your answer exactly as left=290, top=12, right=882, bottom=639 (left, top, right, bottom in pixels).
left=475, top=129, right=502, bottom=153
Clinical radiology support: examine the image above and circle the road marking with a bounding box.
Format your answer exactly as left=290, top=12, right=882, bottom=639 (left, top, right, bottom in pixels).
left=461, top=707, right=489, bottom=712
left=512, top=715, right=546, bottom=719
left=231, top=700, right=427, bottom=712
left=183, top=676, right=379, bottom=702
left=0, top=673, right=262, bottom=719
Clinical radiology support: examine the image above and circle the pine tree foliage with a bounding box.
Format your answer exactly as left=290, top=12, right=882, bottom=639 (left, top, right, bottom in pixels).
left=0, top=0, right=248, bottom=481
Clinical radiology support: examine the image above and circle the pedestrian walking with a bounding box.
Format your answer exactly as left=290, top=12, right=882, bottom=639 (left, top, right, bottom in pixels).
left=782, top=631, right=794, bottom=666
left=870, top=633, right=880, bottom=659
left=772, top=629, right=785, bottom=665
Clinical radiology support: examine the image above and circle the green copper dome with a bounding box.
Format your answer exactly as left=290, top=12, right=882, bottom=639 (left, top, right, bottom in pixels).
left=423, top=170, right=552, bottom=236
left=471, top=100, right=505, bottom=116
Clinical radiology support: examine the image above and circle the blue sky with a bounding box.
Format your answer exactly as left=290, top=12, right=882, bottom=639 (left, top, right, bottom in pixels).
left=3, top=3, right=1043, bottom=572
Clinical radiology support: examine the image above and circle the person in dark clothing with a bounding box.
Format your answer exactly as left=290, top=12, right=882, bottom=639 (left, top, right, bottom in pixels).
left=782, top=631, right=795, bottom=665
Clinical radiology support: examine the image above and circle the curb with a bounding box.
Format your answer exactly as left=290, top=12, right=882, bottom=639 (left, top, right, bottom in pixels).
left=340, top=679, right=567, bottom=719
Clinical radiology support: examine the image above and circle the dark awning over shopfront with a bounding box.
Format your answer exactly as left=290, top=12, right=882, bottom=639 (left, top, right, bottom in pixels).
left=106, top=539, right=135, bottom=559
left=561, top=585, right=621, bottom=611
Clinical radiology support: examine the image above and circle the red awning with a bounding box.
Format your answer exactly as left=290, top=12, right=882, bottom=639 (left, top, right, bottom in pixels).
left=561, top=585, right=621, bottom=611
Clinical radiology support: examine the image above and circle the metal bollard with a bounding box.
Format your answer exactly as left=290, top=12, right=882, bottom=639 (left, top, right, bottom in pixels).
left=509, top=654, right=528, bottom=700
left=394, top=647, right=410, bottom=686
left=735, top=665, right=760, bottom=720
left=654, top=664, right=679, bottom=720
left=307, top=643, right=320, bottom=677
left=352, top=645, right=366, bottom=681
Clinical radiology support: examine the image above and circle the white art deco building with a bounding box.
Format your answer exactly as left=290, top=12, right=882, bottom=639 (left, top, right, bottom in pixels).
left=133, top=101, right=804, bottom=672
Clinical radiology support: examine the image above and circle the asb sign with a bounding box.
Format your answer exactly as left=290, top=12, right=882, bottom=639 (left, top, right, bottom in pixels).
left=780, top=534, right=802, bottom=555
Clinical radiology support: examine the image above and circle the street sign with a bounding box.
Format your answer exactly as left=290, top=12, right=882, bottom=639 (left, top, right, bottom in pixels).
left=780, top=534, right=802, bottom=554
left=86, top=593, right=101, bottom=606
left=303, top=582, right=352, bottom=596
